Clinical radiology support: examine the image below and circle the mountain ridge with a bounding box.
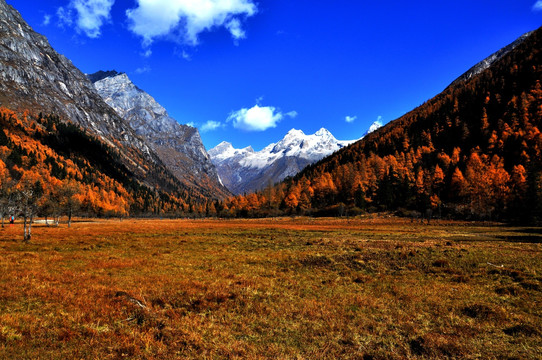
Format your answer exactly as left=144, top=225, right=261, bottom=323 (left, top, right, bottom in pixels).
left=209, top=123, right=381, bottom=194
left=448, top=30, right=534, bottom=88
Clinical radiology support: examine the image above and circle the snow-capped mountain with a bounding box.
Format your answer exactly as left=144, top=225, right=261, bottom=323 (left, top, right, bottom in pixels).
left=210, top=124, right=381, bottom=194
left=90, top=71, right=230, bottom=198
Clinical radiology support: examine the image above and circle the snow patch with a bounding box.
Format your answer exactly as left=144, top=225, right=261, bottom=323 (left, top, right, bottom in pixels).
left=58, top=81, right=73, bottom=98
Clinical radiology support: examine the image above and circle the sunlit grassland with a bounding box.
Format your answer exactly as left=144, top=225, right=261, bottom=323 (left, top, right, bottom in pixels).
left=0, top=217, right=540, bottom=359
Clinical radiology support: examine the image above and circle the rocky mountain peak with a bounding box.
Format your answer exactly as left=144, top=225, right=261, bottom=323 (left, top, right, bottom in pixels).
left=87, top=70, right=123, bottom=83
left=91, top=70, right=177, bottom=134
left=89, top=70, right=230, bottom=198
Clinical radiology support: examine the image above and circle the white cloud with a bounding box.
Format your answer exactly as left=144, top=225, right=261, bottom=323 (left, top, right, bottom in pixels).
left=228, top=105, right=290, bottom=132
left=57, top=0, right=114, bottom=38
left=43, top=14, right=52, bottom=26
left=534, top=1, right=542, bottom=11
left=345, top=115, right=357, bottom=123
left=57, top=7, right=73, bottom=26
left=186, top=122, right=196, bottom=128
left=141, top=49, right=152, bottom=58
left=285, top=111, right=298, bottom=118
left=201, top=120, right=224, bottom=132
left=135, top=66, right=150, bottom=74
left=126, top=0, right=257, bottom=47
left=225, top=18, right=245, bottom=40
left=181, top=50, right=192, bottom=61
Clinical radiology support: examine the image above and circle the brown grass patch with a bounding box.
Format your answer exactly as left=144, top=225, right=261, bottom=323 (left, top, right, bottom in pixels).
left=0, top=217, right=540, bottom=358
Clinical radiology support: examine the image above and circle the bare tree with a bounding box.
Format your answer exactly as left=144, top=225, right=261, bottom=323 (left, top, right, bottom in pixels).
left=17, top=178, right=43, bottom=242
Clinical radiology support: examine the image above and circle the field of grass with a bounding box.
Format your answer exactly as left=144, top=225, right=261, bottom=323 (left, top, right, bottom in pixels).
left=0, top=217, right=540, bottom=359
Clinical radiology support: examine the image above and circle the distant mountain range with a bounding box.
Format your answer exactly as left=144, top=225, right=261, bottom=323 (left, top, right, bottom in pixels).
left=209, top=124, right=381, bottom=194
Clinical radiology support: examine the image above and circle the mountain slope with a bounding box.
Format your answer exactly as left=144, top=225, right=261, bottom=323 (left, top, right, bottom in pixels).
left=449, top=30, right=534, bottom=88
left=223, top=28, right=542, bottom=222
left=0, top=0, right=177, bottom=192
left=90, top=71, right=230, bottom=199
left=209, top=127, right=366, bottom=194
left=0, top=108, right=193, bottom=217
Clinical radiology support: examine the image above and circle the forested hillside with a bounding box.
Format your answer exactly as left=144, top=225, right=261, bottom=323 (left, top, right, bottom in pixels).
left=222, top=28, right=542, bottom=222
left=0, top=108, right=217, bottom=227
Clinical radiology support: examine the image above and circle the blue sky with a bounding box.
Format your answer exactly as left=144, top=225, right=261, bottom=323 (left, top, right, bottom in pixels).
left=7, top=0, right=542, bottom=150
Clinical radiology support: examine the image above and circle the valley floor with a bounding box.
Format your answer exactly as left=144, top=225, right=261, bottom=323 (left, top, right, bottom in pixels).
left=0, top=217, right=540, bottom=359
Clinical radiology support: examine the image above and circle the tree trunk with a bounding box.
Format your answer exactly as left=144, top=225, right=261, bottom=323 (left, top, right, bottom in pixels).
left=68, top=209, right=72, bottom=228
left=23, top=215, right=28, bottom=242
left=1, top=214, right=4, bottom=228
left=28, top=215, right=32, bottom=240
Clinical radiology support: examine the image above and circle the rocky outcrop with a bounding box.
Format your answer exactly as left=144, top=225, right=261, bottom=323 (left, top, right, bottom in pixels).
left=91, top=72, right=230, bottom=198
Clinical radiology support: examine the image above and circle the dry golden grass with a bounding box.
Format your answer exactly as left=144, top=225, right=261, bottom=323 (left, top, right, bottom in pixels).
left=0, top=217, right=540, bottom=359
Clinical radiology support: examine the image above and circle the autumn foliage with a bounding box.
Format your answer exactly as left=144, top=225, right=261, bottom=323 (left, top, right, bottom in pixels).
left=0, top=108, right=213, bottom=219
left=223, top=27, right=542, bottom=223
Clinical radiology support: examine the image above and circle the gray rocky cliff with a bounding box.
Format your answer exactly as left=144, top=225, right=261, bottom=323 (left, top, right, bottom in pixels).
left=91, top=72, right=229, bottom=198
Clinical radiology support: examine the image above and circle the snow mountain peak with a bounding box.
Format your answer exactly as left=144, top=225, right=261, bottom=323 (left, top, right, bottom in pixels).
left=315, top=127, right=333, bottom=137
left=285, top=128, right=305, bottom=137
left=216, top=141, right=233, bottom=148
left=210, top=127, right=358, bottom=194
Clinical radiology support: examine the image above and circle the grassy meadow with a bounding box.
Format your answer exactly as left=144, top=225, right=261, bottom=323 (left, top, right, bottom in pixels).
left=0, top=217, right=540, bottom=359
